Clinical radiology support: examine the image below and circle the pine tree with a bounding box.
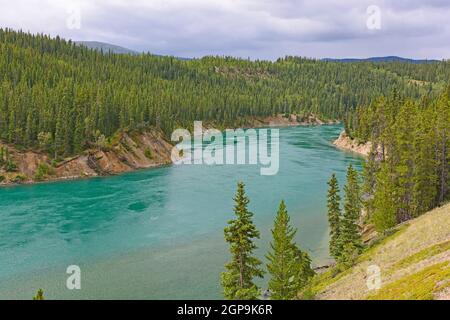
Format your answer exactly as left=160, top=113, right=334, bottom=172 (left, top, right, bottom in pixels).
left=372, top=162, right=397, bottom=232
left=435, top=93, right=450, bottom=204
left=266, top=200, right=313, bottom=300
left=412, top=110, right=437, bottom=216
left=326, top=174, right=342, bottom=260
left=221, top=182, right=264, bottom=300
left=362, top=143, right=379, bottom=219
left=33, top=288, right=45, bottom=300
left=392, top=101, right=417, bottom=222
left=338, top=165, right=362, bottom=263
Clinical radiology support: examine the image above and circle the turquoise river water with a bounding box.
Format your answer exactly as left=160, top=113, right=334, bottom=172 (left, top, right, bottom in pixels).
left=0, top=125, right=362, bottom=299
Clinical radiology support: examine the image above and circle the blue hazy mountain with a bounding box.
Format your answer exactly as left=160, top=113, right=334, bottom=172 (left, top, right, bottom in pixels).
left=74, top=41, right=191, bottom=60
left=75, top=41, right=139, bottom=55
left=322, top=56, right=439, bottom=64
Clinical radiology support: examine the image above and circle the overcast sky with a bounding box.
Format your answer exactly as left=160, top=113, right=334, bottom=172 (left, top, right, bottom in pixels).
left=1, top=0, right=449, bottom=60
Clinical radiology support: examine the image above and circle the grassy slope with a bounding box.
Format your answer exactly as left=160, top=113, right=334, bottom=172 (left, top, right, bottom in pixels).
left=311, top=203, right=450, bottom=300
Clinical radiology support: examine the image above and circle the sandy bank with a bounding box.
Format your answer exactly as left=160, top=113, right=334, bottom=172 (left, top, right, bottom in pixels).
left=332, top=131, right=371, bottom=156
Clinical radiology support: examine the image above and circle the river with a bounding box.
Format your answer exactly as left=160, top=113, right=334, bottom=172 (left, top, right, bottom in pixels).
left=0, top=125, right=362, bottom=299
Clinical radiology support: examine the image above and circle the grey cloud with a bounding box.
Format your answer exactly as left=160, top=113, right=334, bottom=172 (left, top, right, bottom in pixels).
left=0, top=0, right=449, bottom=59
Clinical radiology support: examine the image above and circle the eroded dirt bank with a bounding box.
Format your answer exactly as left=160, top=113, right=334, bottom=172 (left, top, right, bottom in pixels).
left=0, top=114, right=336, bottom=186
left=332, top=131, right=371, bottom=156
left=0, top=130, right=173, bottom=186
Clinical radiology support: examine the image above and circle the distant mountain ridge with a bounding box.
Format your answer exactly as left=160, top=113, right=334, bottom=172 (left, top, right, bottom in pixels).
left=74, top=41, right=439, bottom=64
left=322, top=56, right=439, bottom=64
left=75, top=41, right=138, bottom=55
left=74, top=41, right=190, bottom=60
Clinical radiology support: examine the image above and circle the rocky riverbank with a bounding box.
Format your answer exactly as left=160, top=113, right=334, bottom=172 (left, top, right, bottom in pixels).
left=332, top=131, right=371, bottom=156
left=0, top=114, right=337, bottom=186
left=0, top=129, right=173, bottom=186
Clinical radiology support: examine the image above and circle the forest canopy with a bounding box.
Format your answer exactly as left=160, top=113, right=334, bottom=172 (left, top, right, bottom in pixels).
left=0, top=28, right=449, bottom=157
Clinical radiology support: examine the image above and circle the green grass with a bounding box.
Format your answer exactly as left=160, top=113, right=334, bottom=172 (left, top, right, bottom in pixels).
left=390, top=240, right=450, bottom=271
left=367, top=262, right=450, bottom=300
left=357, top=225, right=408, bottom=263
left=310, top=266, right=354, bottom=295
left=310, top=226, right=409, bottom=296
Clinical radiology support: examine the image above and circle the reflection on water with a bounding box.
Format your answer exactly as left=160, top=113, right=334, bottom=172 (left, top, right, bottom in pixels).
left=0, top=125, right=362, bottom=299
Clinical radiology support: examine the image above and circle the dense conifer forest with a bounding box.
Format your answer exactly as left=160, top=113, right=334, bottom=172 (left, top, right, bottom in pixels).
left=345, top=88, right=450, bottom=232
left=1, top=28, right=449, bottom=158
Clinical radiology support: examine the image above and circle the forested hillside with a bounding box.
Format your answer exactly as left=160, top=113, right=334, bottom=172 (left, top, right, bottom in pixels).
left=345, top=88, right=450, bottom=232
left=1, top=28, right=449, bottom=158
left=316, top=90, right=449, bottom=300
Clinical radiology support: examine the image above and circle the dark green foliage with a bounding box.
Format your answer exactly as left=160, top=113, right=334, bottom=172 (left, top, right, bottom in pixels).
left=266, top=200, right=314, bottom=300
left=221, top=182, right=264, bottom=300
left=362, top=144, right=380, bottom=219
left=0, top=146, right=17, bottom=172
left=373, top=163, right=397, bottom=231
left=144, top=148, right=153, bottom=159
left=327, top=174, right=342, bottom=260
left=12, top=174, right=26, bottom=183
left=1, top=28, right=448, bottom=158
left=338, top=165, right=362, bottom=262
left=349, top=88, right=450, bottom=232
left=34, top=162, right=55, bottom=181
left=33, top=289, right=45, bottom=300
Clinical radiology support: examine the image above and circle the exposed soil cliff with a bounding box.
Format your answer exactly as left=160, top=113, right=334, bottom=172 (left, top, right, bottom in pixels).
left=0, top=114, right=336, bottom=186
left=332, top=131, right=371, bottom=156
left=0, top=129, right=173, bottom=186
left=247, top=113, right=338, bottom=128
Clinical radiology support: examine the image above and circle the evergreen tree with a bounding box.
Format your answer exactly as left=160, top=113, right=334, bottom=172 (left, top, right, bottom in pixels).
left=372, top=162, right=397, bottom=232
left=326, top=174, right=342, bottom=260
left=1, top=28, right=448, bottom=157
left=33, top=289, right=45, bottom=300
left=266, top=200, right=313, bottom=300
left=362, top=143, right=379, bottom=219
left=221, top=182, right=264, bottom=300
left=338, top=165, right=362, bottom=263
left=412, top=110, right=437, bottom=216
left=392, top=101, right=417, bottom=222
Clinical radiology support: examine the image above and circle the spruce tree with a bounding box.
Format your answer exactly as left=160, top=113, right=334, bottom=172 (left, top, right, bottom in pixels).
left=362, top=143, right=379, bottom=219
left=338, top=165, right=362, bottom=263
left=33, top=289, right=45, bottom=300
left=412, top=110, right=437, bottom=216
left=266, top=200, right=314, bottom=300
left=392, top=101, right=417, bottom=222
left=326, top=174, right=342, bottom=260
left=221, top=182, right=264, bottom=300
left=373, top=162, right=397, bottom=231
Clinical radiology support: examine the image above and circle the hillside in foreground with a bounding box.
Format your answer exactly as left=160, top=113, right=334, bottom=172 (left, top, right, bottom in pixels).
left=311, top=202, right=450, bottom=300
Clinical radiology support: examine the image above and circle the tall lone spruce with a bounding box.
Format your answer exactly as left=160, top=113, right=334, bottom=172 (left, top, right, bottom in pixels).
left=327, top=174, right=342, bottom=260
left=221, top=182, right=264, bottom=300
left=266, top=201, right=314, bottom=300
left=338, top=165, right=362, bottom=263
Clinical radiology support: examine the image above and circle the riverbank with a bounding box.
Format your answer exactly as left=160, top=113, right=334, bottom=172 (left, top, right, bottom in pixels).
left=332, top=131, right=371, bottom=156
left=0, top=129, right=173, bottom=187
left=0, top=114, right=338, bottom=187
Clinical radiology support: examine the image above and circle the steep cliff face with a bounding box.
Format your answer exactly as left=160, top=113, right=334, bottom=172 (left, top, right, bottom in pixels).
left=333, top=131, right=371, bottom=156
left=0, top=129, right=173, bottom=185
